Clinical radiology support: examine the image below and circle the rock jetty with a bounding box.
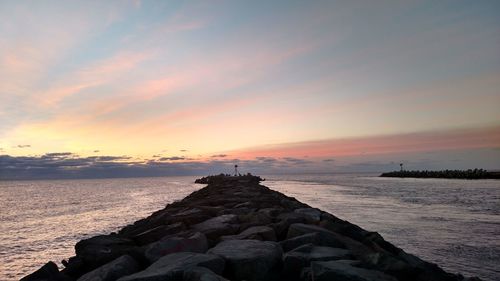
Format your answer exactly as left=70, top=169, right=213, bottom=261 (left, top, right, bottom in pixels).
left=22, top=175, right=481, bottom=281
left=380, top=169, right=500, bottom=180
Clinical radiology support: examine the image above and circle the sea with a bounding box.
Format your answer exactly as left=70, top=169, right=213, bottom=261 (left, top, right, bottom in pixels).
left=0, top=174, right=498, bottom=281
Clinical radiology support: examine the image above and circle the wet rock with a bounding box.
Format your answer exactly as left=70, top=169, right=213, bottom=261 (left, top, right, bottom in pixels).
left=132, top=222, right=185, bottom=245
left=117, top=252, right=225, bottom=281
left=143, top=232, right=208, bottom=263
left=192, top=214, right=239, bottom=240
left=183, top=267, right=229, bottom=281
left=75, top=235, right=136, bottom=270
left=283, top=243, right=352, bottom=277
left=287, top=223, right=346, bottom=249
left=208, top=239, right=283, bottom=281
left=76, top=255, right=140, bottom=281
left=309, top=260, right=398, bottom=281
left=21, top=261, right=70, bottom=281
left=221, top=226, right=277, bottom=241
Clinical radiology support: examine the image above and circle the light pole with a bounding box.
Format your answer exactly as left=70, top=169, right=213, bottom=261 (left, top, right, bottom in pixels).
left=234, top=165, right=238, bottom=176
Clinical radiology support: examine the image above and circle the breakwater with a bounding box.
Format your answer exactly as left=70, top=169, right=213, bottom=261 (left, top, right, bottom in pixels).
left=380, top=169, right=500, bottom=180
left=21, top=175, right=481, bottom=281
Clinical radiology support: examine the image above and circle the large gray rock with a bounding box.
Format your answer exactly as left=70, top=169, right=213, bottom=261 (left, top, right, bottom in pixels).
left=286, top=224, right=346, bottom=249
left=208, top=239, right=283, bottom=281
left=21, top=261, right=70, bottom=281
left=183, top=267, right=229, bottom=281
left=283, top=244, right=351, bottom=277
left=221, top=226, right=276, bottom=241
left=132, top=222, right=185, bottom=245
left=192, top=214, right=239, bottom=240
left=143, top=232, right=208, bottom=263
left=287, top=223, right=346, bottom=248
left=272, top=212, right=308, bottom=238
left=77, top=255, right=140, bottom=281
left=309, top=260, right=398, bottom=281
left=75, top=235, right=136, bottom=269
left=294, top=208, right=322, bottom=222
left=117, top=252, right=225, bottom=281
left=280, top=233, right=320, bottom=252
left=170, top=208, right=211, bottom=225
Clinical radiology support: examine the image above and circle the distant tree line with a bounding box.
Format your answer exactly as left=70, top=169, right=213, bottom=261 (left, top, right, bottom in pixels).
left=380, top=169, right=500, bottom=180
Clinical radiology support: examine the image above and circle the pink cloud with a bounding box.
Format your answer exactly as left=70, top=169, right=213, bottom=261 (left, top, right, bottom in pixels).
left=228, top=126, right=500, bottom=159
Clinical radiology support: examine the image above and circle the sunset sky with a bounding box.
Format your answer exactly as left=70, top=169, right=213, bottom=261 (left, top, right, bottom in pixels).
left=1, top=1, right=499, bottom=178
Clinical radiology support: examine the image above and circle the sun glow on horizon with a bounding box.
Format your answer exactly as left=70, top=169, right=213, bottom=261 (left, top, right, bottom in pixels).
left=1, top=1, right=499, bottom=175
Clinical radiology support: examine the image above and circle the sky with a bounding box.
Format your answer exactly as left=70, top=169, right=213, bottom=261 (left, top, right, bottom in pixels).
left=1, top=1, right=499, bottom=179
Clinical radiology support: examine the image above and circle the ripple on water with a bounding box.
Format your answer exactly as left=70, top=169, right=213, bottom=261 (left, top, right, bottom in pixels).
left=0, top=176, right=201, bottom=281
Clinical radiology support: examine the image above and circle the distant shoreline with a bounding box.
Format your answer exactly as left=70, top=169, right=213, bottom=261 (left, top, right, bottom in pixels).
left=380, top=169, right=500, bottom=180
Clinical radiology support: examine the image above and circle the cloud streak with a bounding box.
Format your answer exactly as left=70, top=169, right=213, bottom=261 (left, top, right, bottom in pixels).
left=229, top=126, right=500, bottom=159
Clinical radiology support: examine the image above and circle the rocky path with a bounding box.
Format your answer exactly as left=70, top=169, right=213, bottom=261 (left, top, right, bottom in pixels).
left=22, top=175, right=480, bottom=281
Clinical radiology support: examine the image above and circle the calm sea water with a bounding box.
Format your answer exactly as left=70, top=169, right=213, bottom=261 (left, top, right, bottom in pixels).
left=0, top=174, right=498, bottom=281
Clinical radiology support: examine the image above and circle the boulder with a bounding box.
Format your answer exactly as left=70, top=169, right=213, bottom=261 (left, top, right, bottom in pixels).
left=77, top=255, right=140, bottom=281
left=143, top=232, right=208, bottom=263
left=208, top=239, right=283, bottom=281
left=183, top=267, right=229, bottom=281
left=169, top=208, right=212, bottom=225
left=362, top=252, right=419, bottom=281
left=132, top=222, right=185, bottom=245
left=237, top=211, right=272, bottom=228
left=280, top=233, right=320, bottom=252
left=21, top=261, right=70, bottom=281
left=221, top=226, right=276, bottom=241
left=283, top=244, right=352, bottom=277
left=259, top=207, right=284, bottom=218
left=192, top=214, right=239, bottom=240
left=272, top=212, right=308, bottom=239
left=294, top=208, right=322, bottom=222
left=308, top=260, right=398, bottom=281
left=286, top=223, right=346, bottom=249
left=117, top=252, right=225, bottom=281
left=75, top=235, right=136, bottom=269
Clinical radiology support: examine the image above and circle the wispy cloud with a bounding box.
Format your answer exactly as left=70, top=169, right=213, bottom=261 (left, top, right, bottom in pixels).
left=16, top=145, right=31, bottom=148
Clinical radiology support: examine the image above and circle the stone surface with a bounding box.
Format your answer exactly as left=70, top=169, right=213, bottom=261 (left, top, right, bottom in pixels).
left=283, top=244, right=352, bottom=277
left=294, top=208, right=322, bottom=222
left=287, top=223, right=346, bottom=249
left=20, top=261, right=70, bottom=281
left=183, top=267, right=229, bottom=281
left=280, top=233, right=320, bottom=252
left=221, top=226, right=277, bottom=241
left=75, top=235, right=136, bottom=270
left=309, top=260, right=398, bottom=281
left=77, top=255, right=140, bottom=281
left=208, top=239, right=283, bottom=281
left=192, top=214, right=239, bottom=240
left=132, top=222, right=185, bottom=245
left=143, top=232, right=208, bottom=263
left=118, top=252, right=225, bottom=281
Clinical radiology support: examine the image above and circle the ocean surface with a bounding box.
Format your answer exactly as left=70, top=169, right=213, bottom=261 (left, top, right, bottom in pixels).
left=0, top=174, right=498, bottom=281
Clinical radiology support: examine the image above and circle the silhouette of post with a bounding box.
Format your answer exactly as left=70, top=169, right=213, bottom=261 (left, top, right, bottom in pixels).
left=400, top=163, right=403, bottom=172
left=234, top=165, right=238, bottom=176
